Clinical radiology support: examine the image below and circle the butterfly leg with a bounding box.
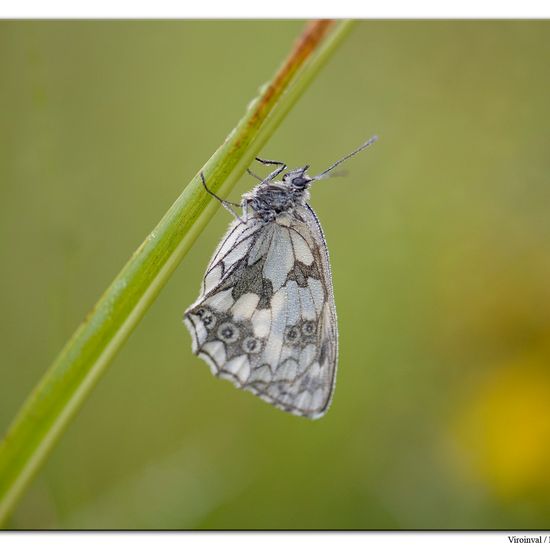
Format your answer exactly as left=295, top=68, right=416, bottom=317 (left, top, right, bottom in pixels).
left=254, top=157, right=287, bottom=183
left=240, top=199, right=250, bottom=223
left=200, top=172, right=245, bottom=223
left=255, top=157, right=286, bottom=166
left=246, top=168, right=263, bottom=182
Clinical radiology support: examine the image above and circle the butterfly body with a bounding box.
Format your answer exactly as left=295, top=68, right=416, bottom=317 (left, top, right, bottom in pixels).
left=243, top=170, right=310, bottom=221
left=184, top=137, right=376, bottom=418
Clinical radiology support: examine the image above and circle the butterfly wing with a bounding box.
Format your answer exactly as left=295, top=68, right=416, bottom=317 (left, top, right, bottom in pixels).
left=184, top=204, right=338, bottom=419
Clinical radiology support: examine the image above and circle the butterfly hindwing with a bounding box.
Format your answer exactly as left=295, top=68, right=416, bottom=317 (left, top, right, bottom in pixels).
left=184, top=204, right=337, bottom=418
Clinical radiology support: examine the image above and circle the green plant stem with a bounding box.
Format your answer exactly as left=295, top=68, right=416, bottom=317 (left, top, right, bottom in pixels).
left=0, top=19, right=355, bottom=526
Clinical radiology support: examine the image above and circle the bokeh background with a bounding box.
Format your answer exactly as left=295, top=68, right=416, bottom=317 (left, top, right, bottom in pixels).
left=1, top=20, right=550, bottom=529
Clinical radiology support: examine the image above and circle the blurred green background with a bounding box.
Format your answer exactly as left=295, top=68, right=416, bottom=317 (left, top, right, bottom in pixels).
left=1, top=20, right=550, bottom=529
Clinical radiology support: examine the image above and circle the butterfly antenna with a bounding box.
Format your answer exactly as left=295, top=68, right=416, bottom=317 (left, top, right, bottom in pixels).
left=314, top=135, right=378, bottom=180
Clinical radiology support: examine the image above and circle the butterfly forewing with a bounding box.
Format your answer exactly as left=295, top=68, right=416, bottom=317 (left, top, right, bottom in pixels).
left=184, top=204, right=337, bottom=418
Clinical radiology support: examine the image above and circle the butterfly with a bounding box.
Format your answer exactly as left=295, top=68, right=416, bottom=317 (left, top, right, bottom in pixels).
left=184, top=136, right=377, bottom=418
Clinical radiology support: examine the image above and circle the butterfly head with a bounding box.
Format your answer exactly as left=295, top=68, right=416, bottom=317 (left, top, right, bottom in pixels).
left=282, top=165, right=313, bottom=191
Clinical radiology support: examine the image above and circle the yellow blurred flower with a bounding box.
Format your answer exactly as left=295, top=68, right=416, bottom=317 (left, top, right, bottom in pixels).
left=453, top=355, right=550, bottom=498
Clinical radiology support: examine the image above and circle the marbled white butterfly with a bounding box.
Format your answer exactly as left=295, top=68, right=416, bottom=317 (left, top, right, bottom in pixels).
left=184, top=137, right=377, bottom=418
